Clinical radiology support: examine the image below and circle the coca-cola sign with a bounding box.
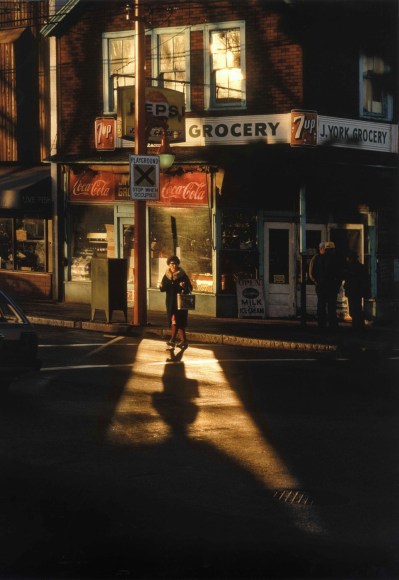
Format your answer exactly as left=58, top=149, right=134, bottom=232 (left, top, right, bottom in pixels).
left=69, top=168, right=208, bottom=206
left=155, top=173, right=208, bottom=206
left=69, top=171, right=116, bottom=202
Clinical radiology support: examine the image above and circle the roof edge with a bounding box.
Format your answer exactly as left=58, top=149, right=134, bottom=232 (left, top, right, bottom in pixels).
left=40, top=0, right=81, bottom=37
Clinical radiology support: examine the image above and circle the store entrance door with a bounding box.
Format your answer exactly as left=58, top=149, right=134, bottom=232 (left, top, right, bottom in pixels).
left=119, top=218, right=135, bottom=304
left=303, top=223, right=363, bottom=318
left=264, top=223, right=295, bottom=317
left=264, top=222, right=364, bottom=319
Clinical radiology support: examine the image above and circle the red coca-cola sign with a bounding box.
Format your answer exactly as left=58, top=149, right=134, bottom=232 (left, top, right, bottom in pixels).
left=69, top=168, right=208, bottom=206
left=69, top=170, right=116, bottom=202
left=156, top=173, right=208, bottom=206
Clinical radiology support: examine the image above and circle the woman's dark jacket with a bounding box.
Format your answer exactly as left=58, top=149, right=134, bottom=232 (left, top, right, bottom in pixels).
left=160, top=266, right=193, bottom=326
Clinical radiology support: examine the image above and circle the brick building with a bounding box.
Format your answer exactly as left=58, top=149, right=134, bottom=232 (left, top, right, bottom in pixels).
left=40, top=0, right=398, bottom=320
left=0, top=1, right=53, bottom=298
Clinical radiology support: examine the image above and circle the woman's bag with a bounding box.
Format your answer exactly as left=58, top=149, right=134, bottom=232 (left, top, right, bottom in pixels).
left=177, top=293, right=196, bottom=310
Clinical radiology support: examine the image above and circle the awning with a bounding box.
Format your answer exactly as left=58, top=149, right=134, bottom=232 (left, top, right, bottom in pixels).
left=0, top=166, right=52, bottom=212
left=0, top=28, right=26, bottom=44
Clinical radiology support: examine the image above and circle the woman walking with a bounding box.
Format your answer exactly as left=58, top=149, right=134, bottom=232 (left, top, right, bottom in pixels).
left=159, top=255, right=193, bottom=350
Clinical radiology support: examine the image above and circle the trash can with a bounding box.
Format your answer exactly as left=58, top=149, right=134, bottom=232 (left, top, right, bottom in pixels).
left=91, top=258, right=128, bottom=323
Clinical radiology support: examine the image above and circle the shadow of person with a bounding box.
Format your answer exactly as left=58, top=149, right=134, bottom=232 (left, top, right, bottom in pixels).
left=165, top=346, right=188, bottom=364
left=152, top=358, right=199, bottom=438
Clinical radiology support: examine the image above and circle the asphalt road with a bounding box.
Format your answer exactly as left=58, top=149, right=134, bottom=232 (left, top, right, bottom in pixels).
left=1, top=326, right=398, bottom=580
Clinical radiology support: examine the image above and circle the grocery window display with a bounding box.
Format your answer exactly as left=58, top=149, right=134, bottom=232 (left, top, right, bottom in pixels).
left=69, top=205, right=114, bottom=280
left=149, top=206, right=213, bottom=292
left=0, top=217, right=51, bottom=272
left=220, top=208, right=259, bottom=292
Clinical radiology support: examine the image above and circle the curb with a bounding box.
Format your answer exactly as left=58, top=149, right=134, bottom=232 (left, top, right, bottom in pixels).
left=27, top=315, right=338, bottom=352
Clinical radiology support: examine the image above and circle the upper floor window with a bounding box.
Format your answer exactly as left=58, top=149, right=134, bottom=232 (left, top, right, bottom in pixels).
left=152, top=28, right=190, bottom=109
left=205, top=22, right=246, bottom=110
left=360, top=54, right=393, bottom=121
left=103, top=32, right=134, bottom=113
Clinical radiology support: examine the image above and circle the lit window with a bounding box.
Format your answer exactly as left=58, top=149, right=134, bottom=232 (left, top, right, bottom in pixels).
left=360, top=54, right=393, bottom=121
left=103, top=32, right=135, bottom=113
left=206, top=23, right=246, bottom=109
left=159, top=34, right=186, bottom=91
left=152, top=28, right=190, bottom=109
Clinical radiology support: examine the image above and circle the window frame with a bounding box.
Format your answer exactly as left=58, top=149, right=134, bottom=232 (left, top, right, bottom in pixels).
left=359, top=53, right=393, bottom=122
left=0, top=217, right=51, bottom=273
left=203, top=20, right=246, bottom=111
left=150, top=26, right=191, bottom=111
left=102, top=30, right=135, bottom=115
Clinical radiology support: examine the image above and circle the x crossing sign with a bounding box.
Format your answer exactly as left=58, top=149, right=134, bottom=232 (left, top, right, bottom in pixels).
left=129, top=154, right=160, bottom=200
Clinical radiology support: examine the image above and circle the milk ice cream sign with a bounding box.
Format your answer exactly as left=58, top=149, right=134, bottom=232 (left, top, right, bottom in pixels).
left=236, top=279, right=266, bottom=319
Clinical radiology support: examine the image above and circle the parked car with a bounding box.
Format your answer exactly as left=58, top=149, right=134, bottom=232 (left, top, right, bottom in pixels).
left=0, top=289, right=41, bottom=373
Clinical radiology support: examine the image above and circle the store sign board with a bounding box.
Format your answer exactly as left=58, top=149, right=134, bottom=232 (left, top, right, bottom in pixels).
left=176, top=114, right=398, bottom=153
left=117, top=86, right=186, bottom=143
left=115, top=173, right=130, bottom=201
left=181, top=115, right=290, bottom=146
left=130, top=155, right=160, bottom=200
left=68, top=169, right=208, bottom=206
left=69, top=170, right=116, bottom=202
left=150, top=172, right=208, bottom=206
left=318, top=116, right=396, bottom=152
left=236, top=279, right=266, bottom=319
left=290, top=110, right=318, bottom=146
left=94, top=117, right=116, bottom=151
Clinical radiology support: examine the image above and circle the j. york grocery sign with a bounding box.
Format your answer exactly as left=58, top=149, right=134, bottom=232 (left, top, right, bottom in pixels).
left=179, top=113, right=397, bottom=153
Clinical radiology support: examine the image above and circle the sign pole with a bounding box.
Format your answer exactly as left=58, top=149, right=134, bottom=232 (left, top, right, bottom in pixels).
left=133, top=0, right=147, bottom=326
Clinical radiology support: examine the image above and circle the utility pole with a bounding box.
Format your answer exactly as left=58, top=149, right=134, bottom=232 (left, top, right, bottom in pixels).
left=133, top=0, right=147, bottom=326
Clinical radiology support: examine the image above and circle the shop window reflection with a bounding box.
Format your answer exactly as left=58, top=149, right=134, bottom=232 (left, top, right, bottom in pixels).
left=149, top=207, right=213, bottom=293
left=70, top=206, right=114, bottom=280
left=220, top=208, right=258, bottom=293
left=0, top=217, right=50, bottom=272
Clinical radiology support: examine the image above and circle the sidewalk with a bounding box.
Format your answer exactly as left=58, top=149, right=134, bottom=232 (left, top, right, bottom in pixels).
left=20, top=299, right=399, bottom=355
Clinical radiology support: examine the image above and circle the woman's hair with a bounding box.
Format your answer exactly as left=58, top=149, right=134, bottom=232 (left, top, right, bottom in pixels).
left=167, top=255, right=180, bottom=265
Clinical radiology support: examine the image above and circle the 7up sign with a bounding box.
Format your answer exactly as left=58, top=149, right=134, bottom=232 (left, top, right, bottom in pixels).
left=290, top=110, right=318, bottom=146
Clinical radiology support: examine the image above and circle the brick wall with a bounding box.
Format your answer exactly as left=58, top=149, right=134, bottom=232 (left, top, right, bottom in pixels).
left=54, top=0, right=397, bottom=155
left=0, top=272, right=52, bottom=299
left=55, top=0, right=305, bottom=155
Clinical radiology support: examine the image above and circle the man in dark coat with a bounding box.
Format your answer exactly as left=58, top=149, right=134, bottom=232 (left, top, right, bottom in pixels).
left=159, top=255, right=193, bottom=349
left=343, top=251, right=369, bottom=330
left=309, top=241, right=342, bottom=330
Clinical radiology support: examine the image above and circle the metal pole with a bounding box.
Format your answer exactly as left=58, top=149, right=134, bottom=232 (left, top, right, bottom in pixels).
left=299, top=184, right=307, bottom=327
left=133, top=0, right=147, bottom=326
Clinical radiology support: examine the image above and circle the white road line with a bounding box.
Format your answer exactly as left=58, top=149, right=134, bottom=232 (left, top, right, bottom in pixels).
left=39, top=340, right=132, bottom=348
left=39, top=357, right=332, bottom=372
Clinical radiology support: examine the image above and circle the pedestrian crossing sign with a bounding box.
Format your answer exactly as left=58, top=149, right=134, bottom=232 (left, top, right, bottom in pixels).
left=129, top=154, right=160, bottom=200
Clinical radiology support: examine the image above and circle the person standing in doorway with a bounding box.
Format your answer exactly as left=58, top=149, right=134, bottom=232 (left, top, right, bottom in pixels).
left=159, top=255, right=193, bottom=350
left=343, top=251, right=369, bottom=331
left=309, top=241, right=342, bottom=330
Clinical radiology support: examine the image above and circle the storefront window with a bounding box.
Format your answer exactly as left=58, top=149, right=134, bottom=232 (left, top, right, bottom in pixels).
left=0, top=217, right=51, bottom=272
left=149, top=207, right=213, bottom=293
left=70, top=206, right=114, bottom=280
left=220, top=208, right=258, bottom=293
